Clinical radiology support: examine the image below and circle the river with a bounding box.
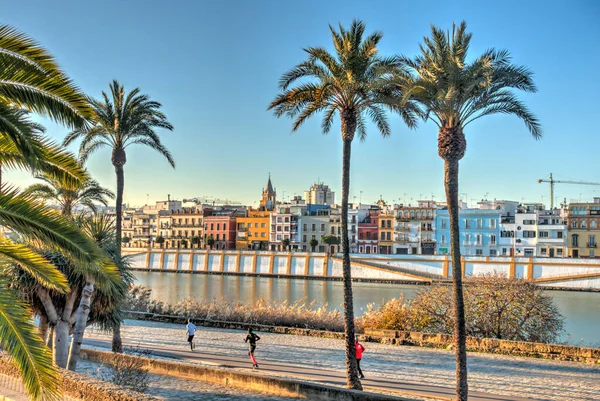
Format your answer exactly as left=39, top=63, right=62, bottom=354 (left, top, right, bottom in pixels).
left=133, top=271, right=600, bottom=347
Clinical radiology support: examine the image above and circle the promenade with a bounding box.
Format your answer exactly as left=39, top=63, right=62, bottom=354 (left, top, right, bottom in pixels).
left=85, top=319, right=600, bottom=400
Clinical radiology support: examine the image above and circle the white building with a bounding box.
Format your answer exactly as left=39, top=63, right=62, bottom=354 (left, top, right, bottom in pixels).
left=304, top=182, right=335, bottom=205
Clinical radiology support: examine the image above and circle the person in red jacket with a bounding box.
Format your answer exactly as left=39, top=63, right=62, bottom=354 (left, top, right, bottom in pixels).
left=355, top=336, right=365, bottom=379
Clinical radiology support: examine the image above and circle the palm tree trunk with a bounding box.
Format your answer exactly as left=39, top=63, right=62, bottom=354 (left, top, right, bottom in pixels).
left=39, top=315, right=48, bottom=342
left=341, top=136, right=361, bottom=390
left=444, top=158, right=468, bottom=401
left=67, top=281, right=94, bottom=371
left=53, top=290, right=78, bottom=368
left=113, top=162, right=125, bottom=353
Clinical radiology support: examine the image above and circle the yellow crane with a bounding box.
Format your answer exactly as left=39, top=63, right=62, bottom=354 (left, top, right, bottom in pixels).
left=537, top=173, right=600, bottom=209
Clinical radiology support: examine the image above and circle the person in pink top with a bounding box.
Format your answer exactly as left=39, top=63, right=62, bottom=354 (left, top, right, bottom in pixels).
left=355, top=336, right=365, bottom=379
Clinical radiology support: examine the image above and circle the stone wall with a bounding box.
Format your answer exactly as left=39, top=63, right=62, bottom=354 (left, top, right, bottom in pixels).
left=364, top=329, right=600, bottom=363
left=0, top=354, right=160, bottom=401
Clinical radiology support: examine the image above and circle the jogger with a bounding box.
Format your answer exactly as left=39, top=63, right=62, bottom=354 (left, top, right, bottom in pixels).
left=355, top=336, right=365, bottom=379
left=245, top=327, right=261, bottom=368
left=186, top=319, right=196, bottom=351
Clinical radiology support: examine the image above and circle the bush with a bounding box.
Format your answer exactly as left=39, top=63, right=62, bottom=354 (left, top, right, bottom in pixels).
left=100, top=347, right=152, bottom=393
left=125, top=285, right=345, bottom=331
left=364, top=275, right=565, bottom=343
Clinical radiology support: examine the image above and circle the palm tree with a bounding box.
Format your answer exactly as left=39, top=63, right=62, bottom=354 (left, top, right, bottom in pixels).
left=0, top=24, right=97, bottom=400
left=309, top=238, right=319, bottom=252
left=23, top=173, right=114, bottom=216
left=396, top=22, right=541, bottom=400
left=64, top=80, right=174, bottom=352
left=268, top=20, right=416, bottom=390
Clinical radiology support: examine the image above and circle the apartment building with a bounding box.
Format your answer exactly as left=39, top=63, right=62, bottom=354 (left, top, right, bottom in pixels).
left=567, top=198, right=600, bottom=258
left=395, top=201, right=437, bottom=255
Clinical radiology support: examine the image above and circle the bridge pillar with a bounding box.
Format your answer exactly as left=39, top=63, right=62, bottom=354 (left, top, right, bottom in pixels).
left=204, top=250, right=210, bottom=271
left=159, top=250, right=165, bottom=270
left=173, top=250, right=180, bottom=270
left=322, top=254, right=329, bottom=277
left=269, top=252, right=275, bottom=274
left=304, top=253, right=311, bottom=276
left=219, top=251, right=226, bottom=272
left=509, top=257, right=516, bottom=278
left=286, top=252, right=292, bottom=275
left=236, top=250, right=242, bottom=273
left=252, top=251, right=258, bottom=273
left=527, top=258, right=534, bottom=281
left=188, top=251, right=194, bottom=270
left=461, top=255, right=466, bottom=278
left=145, top=249, right=151, bottom=269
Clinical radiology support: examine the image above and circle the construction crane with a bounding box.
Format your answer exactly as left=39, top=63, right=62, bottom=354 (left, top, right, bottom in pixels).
left=537, top=173, right=600, bottom=209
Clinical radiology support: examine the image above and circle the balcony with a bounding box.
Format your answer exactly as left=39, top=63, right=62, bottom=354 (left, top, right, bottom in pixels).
left=587, top=243, right=597, bottom=248
left=421, top=227, right=434, bottom=232
left=421, top=238, right=436, bottom=243
left=396, top=217, right=410, bottom=222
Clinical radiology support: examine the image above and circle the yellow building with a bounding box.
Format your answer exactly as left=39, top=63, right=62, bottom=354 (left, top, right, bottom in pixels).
left=378, top=210, right=395, bottom=254
left=567, top=199, right=600, bottom=258
left=236, top=209, right=271, bottom=250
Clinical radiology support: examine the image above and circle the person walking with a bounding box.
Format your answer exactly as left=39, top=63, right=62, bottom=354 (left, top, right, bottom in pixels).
left=355, top=336, right=365, bottom=379
left=245, top=327, right=261, bottom=369
left=186, top=319, right=196, bottom=351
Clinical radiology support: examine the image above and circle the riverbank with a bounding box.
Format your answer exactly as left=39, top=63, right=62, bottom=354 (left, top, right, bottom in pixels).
left=133, top=272, right=600, bottom=346
left=87, top=319, right=600, bottom=401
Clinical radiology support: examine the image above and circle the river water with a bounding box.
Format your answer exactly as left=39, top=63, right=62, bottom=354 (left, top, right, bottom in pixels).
left=133, top=271, right=600, bottom=347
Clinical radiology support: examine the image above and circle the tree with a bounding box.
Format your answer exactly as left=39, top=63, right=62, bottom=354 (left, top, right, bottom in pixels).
left=64, top=80, right=174, bottom=352
left=282, top=238, right=290, bottom=251
left=155, top=236, right=165, bottom=248
left=191, top=236, right=201, bottom=248
left=396, top=22, right=541, bottom=400
left=322, top=235, right=340, bottom=254
left=22, top=173, right=114, bottom=216
left=0, top=24, right=101, bottom=400
left=268, top=20, right=415, bottom=389
left=309, top=238, right=319, bottom=252
left=206, top=235, right=215, bottom=249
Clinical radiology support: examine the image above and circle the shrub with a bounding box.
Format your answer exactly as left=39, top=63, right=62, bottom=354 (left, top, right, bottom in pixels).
left=100, top=347, right=152, bottom=393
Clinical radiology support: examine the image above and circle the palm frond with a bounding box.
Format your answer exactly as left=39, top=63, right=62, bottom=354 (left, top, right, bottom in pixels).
left=0, top=277, right=61, bottom=401
left=0, top=238, right=68, bottom=292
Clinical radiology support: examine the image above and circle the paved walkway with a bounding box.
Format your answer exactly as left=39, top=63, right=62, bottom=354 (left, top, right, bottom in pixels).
left=84, top=320, right=600, bottom=400
left=85, top=337, right=523, bottom=400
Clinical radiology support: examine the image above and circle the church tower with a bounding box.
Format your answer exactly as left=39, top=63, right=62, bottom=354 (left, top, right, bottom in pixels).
left=259, top=174, right=276, bottom=211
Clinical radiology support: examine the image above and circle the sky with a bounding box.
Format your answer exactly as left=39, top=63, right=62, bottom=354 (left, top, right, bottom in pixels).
left=3, top=0, right=600, bottom=208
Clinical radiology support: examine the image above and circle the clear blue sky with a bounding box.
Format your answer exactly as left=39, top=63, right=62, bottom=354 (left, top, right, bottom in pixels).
left=3, top=0, right=600, bottom=208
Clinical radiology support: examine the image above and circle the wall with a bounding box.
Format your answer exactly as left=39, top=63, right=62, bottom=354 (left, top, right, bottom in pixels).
left=123, top=249, right=600, bottom=289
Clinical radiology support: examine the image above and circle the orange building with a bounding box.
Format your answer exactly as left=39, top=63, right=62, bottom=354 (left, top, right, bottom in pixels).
left=236, top=209, right=271, bottom=250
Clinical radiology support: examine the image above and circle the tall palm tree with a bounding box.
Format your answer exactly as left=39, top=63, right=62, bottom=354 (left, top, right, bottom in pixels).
left=268, top=20, right=416, bottom=390
left=64, top=80, right=174, bottom=351
left=23, top=173, right=114, bottom=216
left=396, top=22, right=541, bottom=400
left=0, top=24, right=97, bottom=400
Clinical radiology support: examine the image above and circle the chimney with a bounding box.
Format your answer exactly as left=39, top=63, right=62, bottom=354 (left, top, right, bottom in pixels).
left=168, top=194, right=171, bottom=202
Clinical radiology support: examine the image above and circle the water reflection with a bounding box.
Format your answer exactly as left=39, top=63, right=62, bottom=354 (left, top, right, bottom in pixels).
left=134, top=271, right=600, bottom=346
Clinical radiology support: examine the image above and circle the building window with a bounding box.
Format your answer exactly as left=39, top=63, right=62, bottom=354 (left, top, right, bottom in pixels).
left=539, top=231, right=549, bottom=238
left=557, top=249, right=563, bottom=256
left=476, top=219, right=482, bottom=229
left=276, top=226, right=282, bottom=232
left=311, top=224, right=316, bottom=231
left=262, top=223, right=266, bottom=228
left=490, top=219, right=497, bottom=229
left=540, top=248, right=547, bottom=255
left=490, top=249, right=497, bottom=256
left=582, top=220, right=588, bottom=229
left=331, top=227, right=335, bottom=234
left=523, top=231, right=536, bottom=238
left=381, top=220, right=385, bottom=228
left=571, top=220, right=577, bottom=228
left=223, top=234, right=227, bottom=241
left=523, top=219, right=536, bottom=225
left=590, top=235, right=596, bottom=246
left=476, top=234, right=482, bottom=245
left=465, top=219, right=471, bottom=229
left=303, top=224, right=307, bottom=231
left=387, top=232, right=391, bottom=241
left=591, top=220, right=597, bottom=229
left=441, top=220, right=447, bottom=229
left=320, top=224, right=325, bottom=231
left=381, top=232, right=385, bottom=240
left=261, top=232, right=265, bottom=238
left=441, top=234, right=446, bottom=244
left=366, top=232, right=371, bottom=240
left=572, top=234, right=579, bottom=247
left=490, top=234, right=496, bottom=245
left=590, top=250, right=595, bottom=258
left=277, top=217, right=282, bottom=223
left=285, top=217, right=289, bottom=223
left=303, top=235, right=307, bottom=242
left=502, top=248, right=507, bottom=255
left=524, top=248, right=534, bottom=257
left=277, top=234, right=281, bottom=241
left=216, top=234, right=220, bottom=240
left=557, top=231, right=563, bottom=239
left=475, top=249, right=483, bottom=256
left=210, top=223, right=214, bottom=230
left=359, top=233, right=363, bottom=240
left=501, top=230, right=514, bottom=238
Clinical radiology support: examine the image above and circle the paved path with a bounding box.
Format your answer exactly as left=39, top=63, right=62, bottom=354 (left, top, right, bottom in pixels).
left=84, top=336, right=529, bottom=401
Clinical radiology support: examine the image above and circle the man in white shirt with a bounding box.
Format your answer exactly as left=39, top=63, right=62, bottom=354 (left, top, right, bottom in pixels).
left=186, top=319, right=196, bottom=351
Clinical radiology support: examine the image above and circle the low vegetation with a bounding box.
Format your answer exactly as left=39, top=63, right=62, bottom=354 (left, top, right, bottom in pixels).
left=127, top=275, right=565, bottom=344
left=99, top=347, right=152, bottom=393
